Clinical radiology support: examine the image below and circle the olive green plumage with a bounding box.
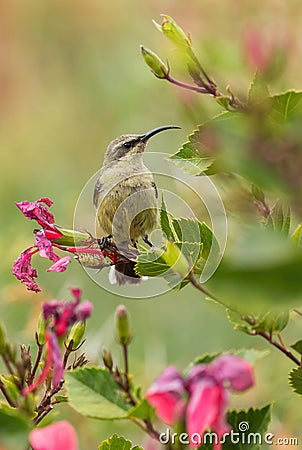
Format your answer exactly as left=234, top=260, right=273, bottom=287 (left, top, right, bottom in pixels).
left=93, top=126, right=180, bottom=284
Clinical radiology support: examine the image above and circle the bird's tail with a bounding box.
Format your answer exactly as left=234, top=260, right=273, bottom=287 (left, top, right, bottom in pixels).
left=109, top=261, right=141, bottom=285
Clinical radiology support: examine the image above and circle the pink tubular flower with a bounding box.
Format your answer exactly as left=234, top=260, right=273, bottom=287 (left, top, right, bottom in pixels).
left=146, top=366, right=186, bottom=424
left=29, top=420, right=78, bottom=450
left=12, top=198, right=71, bottom=292
left=146, top=355, right=254, bottom=449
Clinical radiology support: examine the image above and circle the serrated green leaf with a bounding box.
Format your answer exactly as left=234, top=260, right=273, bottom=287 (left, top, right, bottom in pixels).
left=0, top=405, right=30, bottom=450
left=223, top=405, right=271, bottom=450
left=128, top=399, right=154, bottom=421
left=290, top=340, right=302, bottom=355
left=135, top=249, right=169, bottom=277
left=270, top=90, right=302, bottom=122
left=169, top=141, right=215, bottom=176
left=160, top=196, right=176, bottom=240
left=248, top=72, right=270, bottom=105
left=65, top=367, right=131, bottom=420
left=289, top=367, right=302, bottom=395
left=98, top=434, right=143, bottom=450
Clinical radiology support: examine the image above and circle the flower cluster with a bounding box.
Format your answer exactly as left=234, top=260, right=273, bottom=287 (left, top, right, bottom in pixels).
left=12, top=198, right=71, bottom=292
left=24, top=287, right=93, bottom=395
left=146, top=354, right=254, bottom=449
left=12, top=197, right=115, bottom=293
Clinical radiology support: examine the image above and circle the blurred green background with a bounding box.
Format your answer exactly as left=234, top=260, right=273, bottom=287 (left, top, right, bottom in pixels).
left=1, top=0, right=302, bottom=448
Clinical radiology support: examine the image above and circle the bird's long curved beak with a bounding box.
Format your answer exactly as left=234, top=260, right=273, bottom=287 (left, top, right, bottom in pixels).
left=140, top=125, right=181, bottom=142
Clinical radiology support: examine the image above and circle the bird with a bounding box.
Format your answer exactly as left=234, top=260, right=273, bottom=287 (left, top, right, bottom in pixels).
left=93, top=125, right=181, bottom=285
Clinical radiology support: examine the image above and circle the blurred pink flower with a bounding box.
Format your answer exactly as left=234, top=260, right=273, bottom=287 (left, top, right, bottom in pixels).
left=29, top=420, right=78, bottom=450
left=43, top=287, right=93, bottom=337
left=146, top=355, right=254, bottom=449
left=146, top=366, right=186, bottom=424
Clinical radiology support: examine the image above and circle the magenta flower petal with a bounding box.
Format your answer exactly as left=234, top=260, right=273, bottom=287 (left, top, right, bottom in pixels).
left=12, top=247, right=41, bottom=292
left=48, top=331, right=64, bottom=388
left=47, top=256, right=71, bottom=273
left=210, top=355, right=254, bottom=392
left=29, top=420, right=78, bottom=450
left=186, top=379, right=230, bottom=447
left=76, top=300, right=93, bottom=321
left=35, top=230, right=59, bottom=262
left=70, top=287, right=82, bottom=303
left=16, top=198, right=55, bottom=230
left=146, top=366, right=186, bottom=424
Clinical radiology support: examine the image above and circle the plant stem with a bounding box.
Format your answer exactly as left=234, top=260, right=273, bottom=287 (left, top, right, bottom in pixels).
left=254, top=331, right=300, bottom=366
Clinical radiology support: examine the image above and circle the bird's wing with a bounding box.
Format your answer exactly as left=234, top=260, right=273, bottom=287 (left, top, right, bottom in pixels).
left=93, top=177, right=103, bottom=208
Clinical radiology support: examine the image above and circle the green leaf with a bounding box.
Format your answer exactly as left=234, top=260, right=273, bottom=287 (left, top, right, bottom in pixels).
left=160, top=196, right=176, bottom=240
left=135, top=249, right=170, bottom=277
left=291, top=223, right=302, bottom=247
left=232, top=348, right=269, bottom=364
left=169, top=141, right=215, bottom=176
left=227, top=310, right=254, bottom=334
left=216, top=96, right=231, bottom=111
left=291, top=340, right=302, bottom=355
left=289, top=367, right=302, bottom=395
left=128, top=399, right=154, bottom=421
left=98, top=434, right=143, bottom=450
left=0, top=405, right=30, bottom=450
left=270, top=90, right=302, bottom=123
left=65, top=367, right=131, bottom=420
left=253, top=311, right=289, bottom=334
left=223, top=405, right=271, bottom=450
left=267, top=200, right=290, bottom=235
left=248, top=72, right=270, bottom=105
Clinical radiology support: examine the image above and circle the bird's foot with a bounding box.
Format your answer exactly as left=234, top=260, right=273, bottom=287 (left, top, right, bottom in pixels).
left=98, top=235, right=112, bottom=250
left=143, top=236, right=153, bottom=247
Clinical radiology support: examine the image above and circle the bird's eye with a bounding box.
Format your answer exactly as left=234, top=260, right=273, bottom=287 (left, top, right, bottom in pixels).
left=123, top=141, right=133, bottom=149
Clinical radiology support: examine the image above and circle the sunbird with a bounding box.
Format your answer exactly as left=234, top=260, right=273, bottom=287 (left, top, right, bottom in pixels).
left=93, top=125, right=180, bottom=284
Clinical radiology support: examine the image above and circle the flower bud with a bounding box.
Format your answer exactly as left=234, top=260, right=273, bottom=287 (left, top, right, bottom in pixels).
left=161, top=240, right=190, bottom=278
left=37, top=313, right=46, bottom=345
left=115, top=305, right=132, bottom=346
left=140, top=46, right=169, bottom=78
left=0, top=321, right=7, bottom=355
left=102, top=349, right=113, bottom=371
left=66, top=321, right=86, bottom=350
left=153, top=15, right=191, bottom=49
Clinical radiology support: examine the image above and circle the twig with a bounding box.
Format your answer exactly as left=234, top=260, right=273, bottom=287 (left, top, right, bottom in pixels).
left=253, top=331, right=300, bottom=366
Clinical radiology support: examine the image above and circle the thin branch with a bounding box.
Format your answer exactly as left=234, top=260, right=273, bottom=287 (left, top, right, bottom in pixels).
left=254, top=331, right=300, bottom=366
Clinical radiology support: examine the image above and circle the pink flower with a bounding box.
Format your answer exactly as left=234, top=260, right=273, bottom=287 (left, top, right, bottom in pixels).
left=29, top=420, right=78, bottom=450
left=146, top=355, right=254, bottom=449
left=12, top=198, right=71, bottom=292
left=146, top=366, right=186, bottom=424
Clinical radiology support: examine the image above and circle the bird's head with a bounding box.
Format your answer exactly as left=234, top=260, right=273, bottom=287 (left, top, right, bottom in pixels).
left=103, top=125, right=181, bottom=164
